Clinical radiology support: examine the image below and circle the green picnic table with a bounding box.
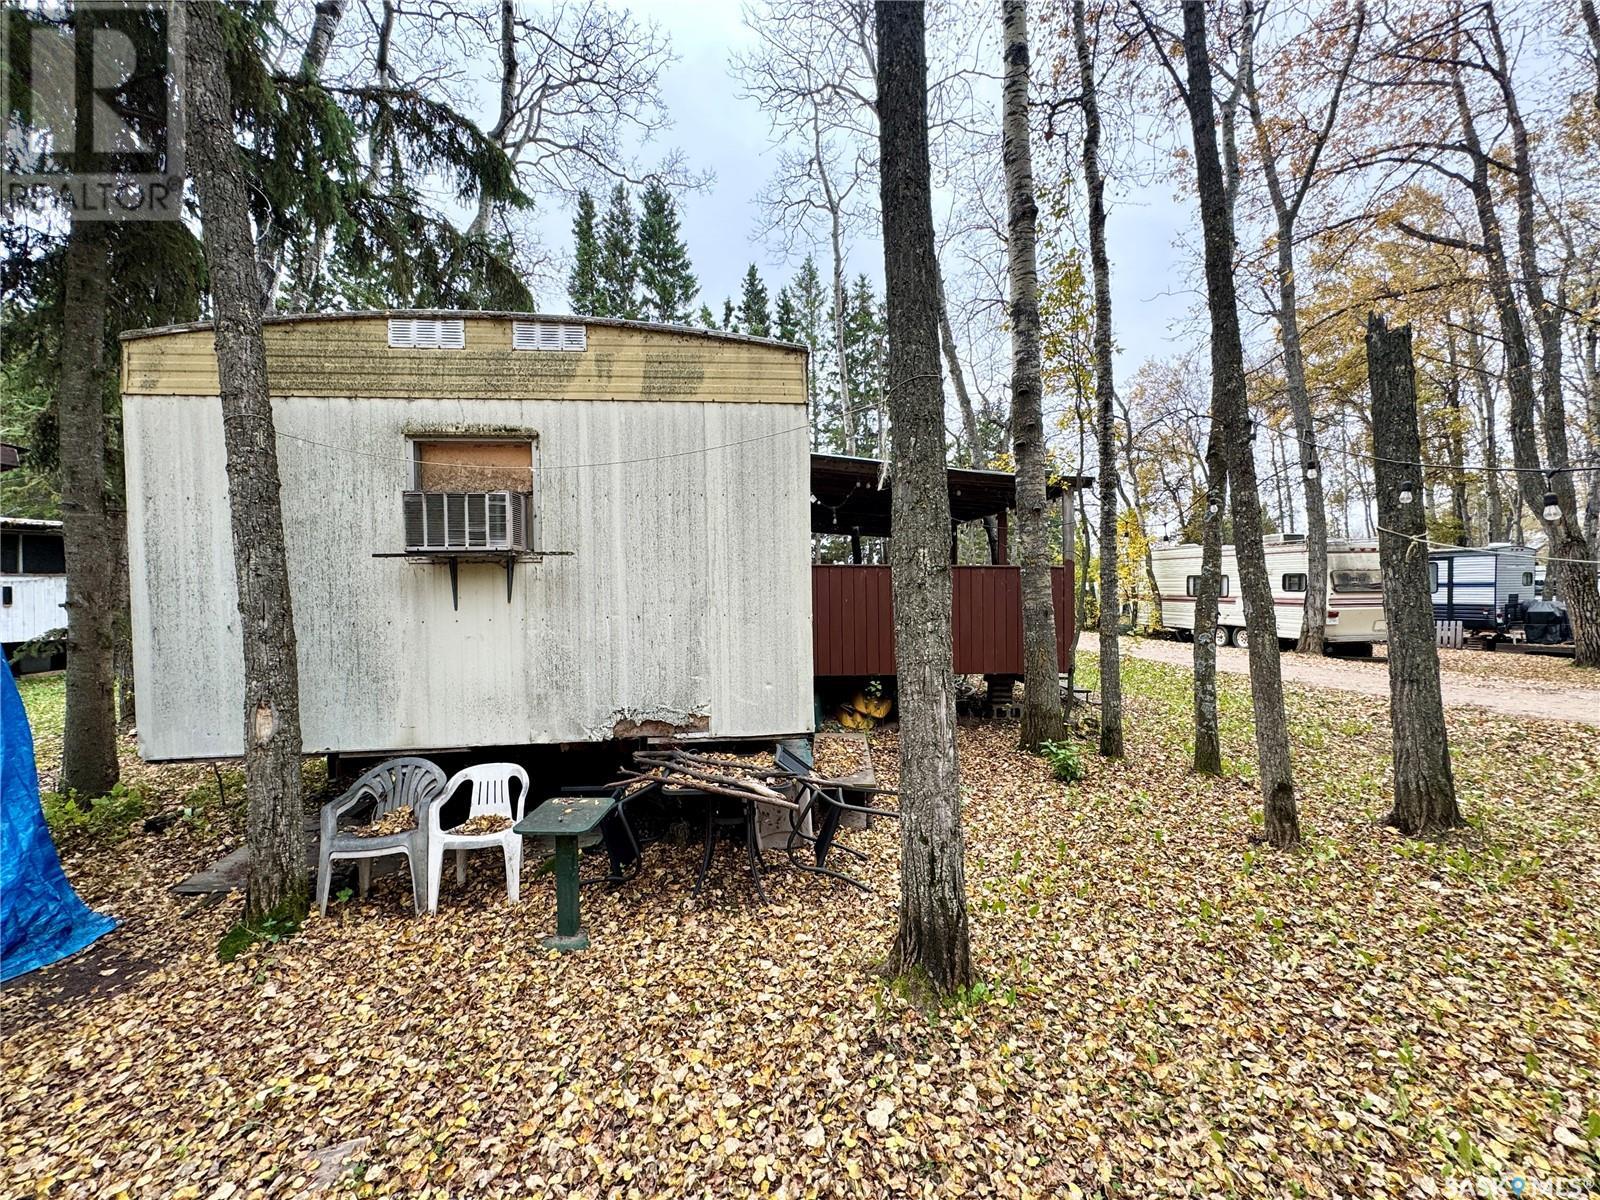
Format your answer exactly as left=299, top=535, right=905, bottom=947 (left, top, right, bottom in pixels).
left=514, top=793, right=617, bottom=952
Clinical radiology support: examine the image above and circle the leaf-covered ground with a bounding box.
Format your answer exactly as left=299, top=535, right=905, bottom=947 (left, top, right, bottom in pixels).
left=3, top=659, right=1598, bottom=1198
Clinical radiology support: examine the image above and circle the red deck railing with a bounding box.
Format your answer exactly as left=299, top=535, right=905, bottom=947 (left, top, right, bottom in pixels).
left=812, top=564, right=1075, bottom=677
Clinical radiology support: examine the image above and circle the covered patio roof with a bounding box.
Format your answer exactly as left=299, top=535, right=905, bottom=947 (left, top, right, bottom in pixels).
left=810, top=453, right=1093, bottom=538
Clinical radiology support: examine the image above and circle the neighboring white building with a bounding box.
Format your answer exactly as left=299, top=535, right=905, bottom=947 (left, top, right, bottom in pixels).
left=1, top=517, right=68, bottom=661
left=121, top=312, right=814, bottom=761
left=1150, top=535, right=1389, bottom=651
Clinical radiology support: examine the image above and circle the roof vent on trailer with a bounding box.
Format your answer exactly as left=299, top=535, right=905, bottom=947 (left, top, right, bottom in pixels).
left=512, top=320, right=586, bottom=352
left=388, top=317, right=465, bottom=349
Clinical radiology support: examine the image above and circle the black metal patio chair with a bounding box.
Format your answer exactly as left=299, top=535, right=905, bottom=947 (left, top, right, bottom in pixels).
left=775, top=744, right=900, bottom=892
left=557, top=779, right=662, bottom=888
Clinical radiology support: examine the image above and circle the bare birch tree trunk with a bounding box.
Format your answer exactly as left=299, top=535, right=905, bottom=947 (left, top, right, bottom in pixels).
left=257, top=0, right=346, bottom=308
left=1464, top=319, right=1505, bottom=541
left=876, top=0, right=971, bottom=994
left=1584, top=0, right=1600, bottom=110
left=187, top=1, right=309, bottom=919
left=1489, top=14, right=1600, bottom=666
left=1238, top=0, right=1362, bottom=656
left=1072, top=0, right=1122, bottom=758
left=1003, top=0, right=1065, bottom=753
left=938, top=279, right=999, bottom=561
left=1367, top=317, right=1461, bottom=835
left=1193, top=437, right=1227, bottom=777
left=1444, top=50, right=1599, bottom=666
left=1442, top=329, right=1471, bottom=543
left=817, top=121, right=857, bottom=458
left=1180, top=0, right=1299, bottom=847
left=469, top=0, right=517, bottom=238
left=57, top=220, right=121, bottom=798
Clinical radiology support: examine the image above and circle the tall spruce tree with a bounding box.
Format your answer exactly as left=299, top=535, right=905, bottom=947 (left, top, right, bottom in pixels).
left=636, top=182, right=697, bottom=323
left=722, top=296, right=738, bottom=331
left=697, top=302, right=719, bottom=329
left=569, top=190, right=602, bottom=314
left=3, top=3, right=207, bottom=794
left=738, top=264, right=772, bottom=336
left=775, top=286, right=801, bottom=341
left=842, top=275, right=887, bottom=455
left=597, top=184, right=639, bottom=318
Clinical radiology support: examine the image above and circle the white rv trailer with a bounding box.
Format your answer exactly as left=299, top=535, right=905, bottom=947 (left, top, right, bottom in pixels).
left=1427, top=543, right=1537, bottom=633
left=1150, top=535, right=1387, bottom=650
left=120, top=311, right=813, bottom=761
left=1, top=517, right=68, bottom=665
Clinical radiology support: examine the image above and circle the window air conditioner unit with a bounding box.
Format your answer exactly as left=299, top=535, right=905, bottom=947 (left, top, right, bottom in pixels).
left=403, top=491, right=530, bottom=552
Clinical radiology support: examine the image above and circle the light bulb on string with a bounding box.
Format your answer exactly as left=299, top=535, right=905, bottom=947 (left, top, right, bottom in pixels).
left=1304, top=459, right=1320, bottom=482
left=1398, top=481, right=1415, bottom=506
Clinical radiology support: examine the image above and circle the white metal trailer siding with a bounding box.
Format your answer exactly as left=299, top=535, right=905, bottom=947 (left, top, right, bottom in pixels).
left=124, top=394, right=812, bottom=759
left=1491, top=549, right=1538, bottom=612
left=1428, top=551, right=1496, bottom=626
left=1428, top=546, right=1537, bottom=629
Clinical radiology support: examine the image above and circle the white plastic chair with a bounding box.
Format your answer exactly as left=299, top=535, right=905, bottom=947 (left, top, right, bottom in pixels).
left=426, top=763, right=529, bottom=913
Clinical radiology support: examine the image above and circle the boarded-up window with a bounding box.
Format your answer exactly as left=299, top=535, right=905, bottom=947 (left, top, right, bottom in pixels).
left=411, top=440, right=533, bottom=493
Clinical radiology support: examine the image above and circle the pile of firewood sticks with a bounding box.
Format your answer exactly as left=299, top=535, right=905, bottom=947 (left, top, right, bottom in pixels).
left=623, top=748, right=802, bottom=809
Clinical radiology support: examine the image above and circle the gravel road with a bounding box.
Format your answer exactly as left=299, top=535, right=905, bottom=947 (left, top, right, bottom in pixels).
left=1124, top=637, right=1600, bottom=727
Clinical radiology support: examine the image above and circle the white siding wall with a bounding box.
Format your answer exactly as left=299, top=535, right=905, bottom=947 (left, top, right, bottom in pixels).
left=1493, top=552, right=1536, bottom=609
left=124, top=395, right=812, bottom=759
left=0, top=576, right=67, bottom=643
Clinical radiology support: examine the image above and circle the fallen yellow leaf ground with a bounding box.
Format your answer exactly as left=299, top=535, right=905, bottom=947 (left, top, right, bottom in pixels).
left=2, top=657, right=1596, bottom=1197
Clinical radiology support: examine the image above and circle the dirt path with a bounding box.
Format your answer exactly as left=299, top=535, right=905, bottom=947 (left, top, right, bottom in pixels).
left=1124, top=637, right=1600, bottom=726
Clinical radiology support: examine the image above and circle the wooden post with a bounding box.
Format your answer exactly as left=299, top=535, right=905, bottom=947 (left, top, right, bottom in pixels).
left=1367, top=315, right=1461, bottom=836
left=850, top=527, right=863, bottom=564
left=996, top=508, right=1009, bottom=565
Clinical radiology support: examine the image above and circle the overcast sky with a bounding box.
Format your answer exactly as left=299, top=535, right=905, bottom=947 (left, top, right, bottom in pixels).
left=528, top=0, right=1201, bottom=389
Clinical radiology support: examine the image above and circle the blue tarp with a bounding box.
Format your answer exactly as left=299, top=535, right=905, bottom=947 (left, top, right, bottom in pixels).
left=1, top=669, right=116, bottom=982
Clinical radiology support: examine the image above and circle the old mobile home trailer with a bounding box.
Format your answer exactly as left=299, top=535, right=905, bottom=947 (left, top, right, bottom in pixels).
left=120, top=312, right=812, bottom=760
left=1151, top=535, right=1387, bottom=651
left=1, top=517, right=67, bottom=671
left=1427, top=544, right=1537, bottom=634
